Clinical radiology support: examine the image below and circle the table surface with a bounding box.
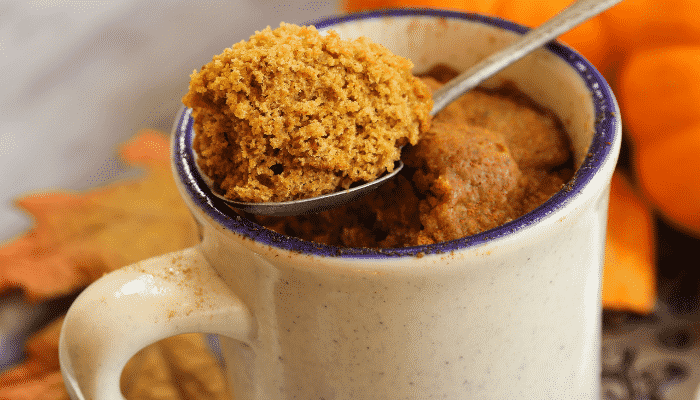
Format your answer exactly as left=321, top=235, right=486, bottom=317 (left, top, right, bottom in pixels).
left=602, top=307, right=700, bottom=399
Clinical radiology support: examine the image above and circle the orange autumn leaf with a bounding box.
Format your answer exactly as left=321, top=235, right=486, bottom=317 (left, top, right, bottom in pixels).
left=120, top=334, right=229, bottom=400
left=0, top=371, right=69, bottom=400
left=0, top=130, right=222, bottom=400
left=0, top=317, right=64, bottom=394
left=0, top=319, right=228, bottom=400
left=0, top=130, right=199, bottom=302
left=603, top=171, right=656, bottom=314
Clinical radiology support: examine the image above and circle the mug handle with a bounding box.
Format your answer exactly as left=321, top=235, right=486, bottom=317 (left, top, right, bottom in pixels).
left=58, top=246, right=253, bottom=400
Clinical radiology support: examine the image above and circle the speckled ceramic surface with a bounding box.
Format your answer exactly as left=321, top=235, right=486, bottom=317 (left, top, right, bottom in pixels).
left=59, top=9, right=621, bottom=400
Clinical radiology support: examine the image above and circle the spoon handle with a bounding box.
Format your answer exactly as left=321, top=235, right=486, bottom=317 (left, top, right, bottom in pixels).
left=430, top=0, right=623, bottom=116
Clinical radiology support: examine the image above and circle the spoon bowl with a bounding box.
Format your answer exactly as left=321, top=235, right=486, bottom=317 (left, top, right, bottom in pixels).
left=203, top=161, right=404, bottom=216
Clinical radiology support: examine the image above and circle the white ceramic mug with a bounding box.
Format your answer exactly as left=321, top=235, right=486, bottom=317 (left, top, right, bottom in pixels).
left=59, top=9, right=621, bottom=400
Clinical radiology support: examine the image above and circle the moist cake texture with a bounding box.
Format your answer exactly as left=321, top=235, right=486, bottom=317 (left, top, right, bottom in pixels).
left=253, top=67, right=573, bottom=247
left=182, top=23, right=432, bottom=202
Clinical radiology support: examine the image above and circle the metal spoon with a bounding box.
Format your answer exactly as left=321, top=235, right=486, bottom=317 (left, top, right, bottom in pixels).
left=200, top=161, right=404, bottom=216
left=210, top=0, right=622, bottom=216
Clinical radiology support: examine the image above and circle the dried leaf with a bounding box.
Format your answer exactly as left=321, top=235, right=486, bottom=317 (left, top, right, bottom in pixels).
left=602, top=171, right=657, bottom=314
left=122, top=334, right=229, bottom=400
left=0, top=371, right=69, bottom=400
left=0, top=319, right=228, bottom=400
left=0, top=130, right=222, bottom=400
left=0, top=130, right=199, bottom=302
left=121, top=343, right=184, bottom=400
left=0, top=317, right=62, bottom=390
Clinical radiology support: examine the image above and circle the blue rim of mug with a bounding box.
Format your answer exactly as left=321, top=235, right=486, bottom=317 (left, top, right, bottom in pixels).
left=172, top=8, right=620, bottom=259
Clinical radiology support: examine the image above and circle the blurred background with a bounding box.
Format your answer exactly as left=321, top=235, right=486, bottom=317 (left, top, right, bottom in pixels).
left=1, top=0, right=699, bottom=399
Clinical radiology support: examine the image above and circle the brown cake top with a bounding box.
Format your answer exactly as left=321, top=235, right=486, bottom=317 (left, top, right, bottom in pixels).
left=182, top=23, right=433, bottom=203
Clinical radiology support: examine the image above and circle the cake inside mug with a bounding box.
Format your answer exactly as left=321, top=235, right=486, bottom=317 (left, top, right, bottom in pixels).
left=253, top=64, right=573, bottom=247
left=184, top=23, right=573, bottom=248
